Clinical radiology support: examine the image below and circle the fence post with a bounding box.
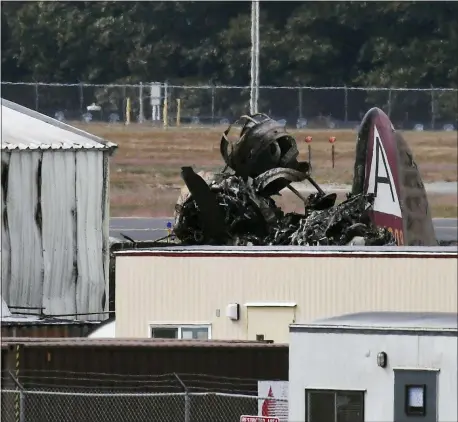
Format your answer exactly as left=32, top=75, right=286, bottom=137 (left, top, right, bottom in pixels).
left=79, top=83, right=84, bottom=113
left=34, top=83, right=39, bottom=111
left=8, top=367, right=24, bottom=422
left=174, top=373, right=190, bottom=422
left=139, top=82, right=144, bottom=123
left=298, top=87, right=303, bottom=120
left=344, top=85, right=348, bottom=123
left=387, top=89, right=392, bottom=117
left=430, top=86, right=435, bottom=130
left=19, top=391, right=25, bottom=422
left=211, top=86, right=216, bottom=126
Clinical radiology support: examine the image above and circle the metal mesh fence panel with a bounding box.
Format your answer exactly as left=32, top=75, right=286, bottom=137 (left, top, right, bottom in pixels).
left=258, top=87, right=300, bottom=124
left=2, top=82, right=456, bottom=130
left=346, top=88, right=391, bottom=124
left=8, top=389, right=186, bottom=422
left=388, top=89, right=433, bottom=129
left=432, top=89, right=457, bottom=130
left=1, top=83, right=38, bottom=111
left=1, top=390, right=21, bottom=422
left=1, top=389, right=288, bottom=422
left=213, top=87, right=251, bottom=124
left=167, top=86, right=215, bottom=126
left=302, top=88, right=347, bottom=124
left=35, top=84, right=82, bottom=120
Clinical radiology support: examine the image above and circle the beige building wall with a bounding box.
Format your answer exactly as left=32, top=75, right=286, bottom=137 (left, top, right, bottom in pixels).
left=115, top=250, right=457, bottom=342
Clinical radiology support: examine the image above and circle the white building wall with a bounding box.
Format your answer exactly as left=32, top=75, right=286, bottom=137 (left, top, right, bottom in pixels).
left=1, top=150, right=109, bottom=320
left=288, top=331, right=457, bottom=422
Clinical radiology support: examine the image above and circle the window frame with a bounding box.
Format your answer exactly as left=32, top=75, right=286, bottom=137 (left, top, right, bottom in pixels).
left=305, top=389, right=365, bottom=422
left=148, top=323, right=212, bottom=340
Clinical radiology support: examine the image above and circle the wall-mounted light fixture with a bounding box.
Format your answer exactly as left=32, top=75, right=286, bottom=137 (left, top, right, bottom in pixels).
left=226, top=303, right=240, bottom=321
left=377, top=351, right=388, bottom=368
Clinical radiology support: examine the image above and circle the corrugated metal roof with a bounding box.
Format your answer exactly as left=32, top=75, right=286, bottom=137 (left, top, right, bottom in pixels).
left=1, top=337, right=286, bottom=348
left=296, top=311, right=458, bottom=330
left=1, top=99, right=117, bottom=151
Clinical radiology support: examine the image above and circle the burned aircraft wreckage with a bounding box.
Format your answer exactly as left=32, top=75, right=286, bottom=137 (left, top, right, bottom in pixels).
left=173, top=109, right=437, bottom=247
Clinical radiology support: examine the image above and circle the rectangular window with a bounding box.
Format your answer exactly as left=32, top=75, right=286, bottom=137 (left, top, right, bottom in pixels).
left=150, top=325, right=210, bottom=340
left=305, top=390, right=364, bottom=422
left=405, top=384, right=426, bottom=416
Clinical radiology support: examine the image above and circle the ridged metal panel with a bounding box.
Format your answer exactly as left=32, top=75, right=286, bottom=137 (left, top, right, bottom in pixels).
left=1, top=149, right=110, bottom=320
left=1, top=99, right=116, bottom=150
left=1, top=323, right=99, bottom=338
left=115, top=255, right=457, bottom=339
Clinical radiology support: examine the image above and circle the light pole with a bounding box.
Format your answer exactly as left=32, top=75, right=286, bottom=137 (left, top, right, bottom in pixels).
left=250, top=1, right=260, bottom=115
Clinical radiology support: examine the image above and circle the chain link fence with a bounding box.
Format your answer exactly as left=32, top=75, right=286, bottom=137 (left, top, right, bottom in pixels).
left=1, top=389, right=287, bottom=422
left=1, top=81, right=456, bottom=130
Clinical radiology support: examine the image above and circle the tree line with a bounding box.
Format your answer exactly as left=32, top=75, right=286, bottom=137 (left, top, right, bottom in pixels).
left=2, top=1, right=458, bottom=88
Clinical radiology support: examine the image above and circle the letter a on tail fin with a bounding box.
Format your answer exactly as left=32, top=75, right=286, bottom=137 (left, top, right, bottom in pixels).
left=352, top=108, right=437, bottom=246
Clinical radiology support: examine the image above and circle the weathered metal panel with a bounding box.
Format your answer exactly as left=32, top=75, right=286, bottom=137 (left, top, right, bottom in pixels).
left=1, top=149, right=109, bottom=320
left=1, top=340, right=288, bottom=388
left=115, top=254, right=458, bottom=339
left=1, top=323, right=98, bottom=338
left=1, top=153, right=11, bottom=298
left=41, top=151, right=77, bottom=315
left=75, top=151, right=106, bottom=320
left=6, top=151, right=44, bottom=309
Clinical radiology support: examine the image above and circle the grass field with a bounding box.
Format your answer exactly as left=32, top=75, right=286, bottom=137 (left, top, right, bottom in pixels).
left=75, top=123, right=457, bottom=217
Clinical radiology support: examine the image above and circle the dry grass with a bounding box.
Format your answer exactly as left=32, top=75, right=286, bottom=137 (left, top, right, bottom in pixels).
left=74, top=123, right=457, bottom=217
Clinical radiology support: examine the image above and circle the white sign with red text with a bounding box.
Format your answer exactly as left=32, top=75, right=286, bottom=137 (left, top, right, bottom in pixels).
left=240, top=417, right=279, bottom=422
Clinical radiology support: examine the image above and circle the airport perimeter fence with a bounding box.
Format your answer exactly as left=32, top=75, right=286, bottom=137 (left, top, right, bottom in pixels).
left=2, top=81, right=457, bottom=131
left=1, top=388, right=288, bottom=422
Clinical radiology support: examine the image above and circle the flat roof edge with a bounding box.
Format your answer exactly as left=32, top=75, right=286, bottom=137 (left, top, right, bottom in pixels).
left=290, top=325, right=458, bottom=336
left=114, top=245, right=458, bottom=258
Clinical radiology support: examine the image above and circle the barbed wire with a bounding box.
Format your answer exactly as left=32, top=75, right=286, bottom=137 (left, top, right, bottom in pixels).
left=1, top=388, right=286, bottom=401
left=1, top=81, right=457, bottom=91
left=1, top=370, right=269, bottom=383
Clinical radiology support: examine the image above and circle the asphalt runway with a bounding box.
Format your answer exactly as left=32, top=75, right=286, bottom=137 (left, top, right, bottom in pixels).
left=110, top=217, right=458, bottom=243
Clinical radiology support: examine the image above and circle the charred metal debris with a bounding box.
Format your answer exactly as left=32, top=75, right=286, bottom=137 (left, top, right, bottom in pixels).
left=173, top=113, right=396, bottom=246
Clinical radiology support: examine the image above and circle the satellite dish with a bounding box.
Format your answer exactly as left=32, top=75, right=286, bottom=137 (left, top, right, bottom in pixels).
left=220, top=118, right=230, bottom=125
left=414, top=124, right=424, bottom=131
left=327, top=120, right=336, bottom=129
left=277, top=119, right=287, bottom=127
left=87, top=103, right=101, bottom=112
left=443, top=124, right=455, bottom=131
left=54, top=111, right=65, bottom=122
left=191, top=116, right=200, bottom=125
left=109, top=113, right=120, bottom=123
left=296, top=118, right=307, bottom=129
left=82, top=112, right=93, bottom=123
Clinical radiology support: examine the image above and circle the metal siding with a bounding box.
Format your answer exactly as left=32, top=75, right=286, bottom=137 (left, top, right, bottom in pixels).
left=288, top=331, right=457, bottom=421
left=1, top=152, right=11, bottom=299
left=2, top=343, right=288, bottom=390
left=75, top=151, right=106, bottom=320
left=6, top=151, right=43, bottom=309
left=1, top=150, right=109, bottom=320
left=41, top=151, right=77, bottom=315
left=1, top=323, right=98, bottom=338
left=116, top=256, right=458, bottom=339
